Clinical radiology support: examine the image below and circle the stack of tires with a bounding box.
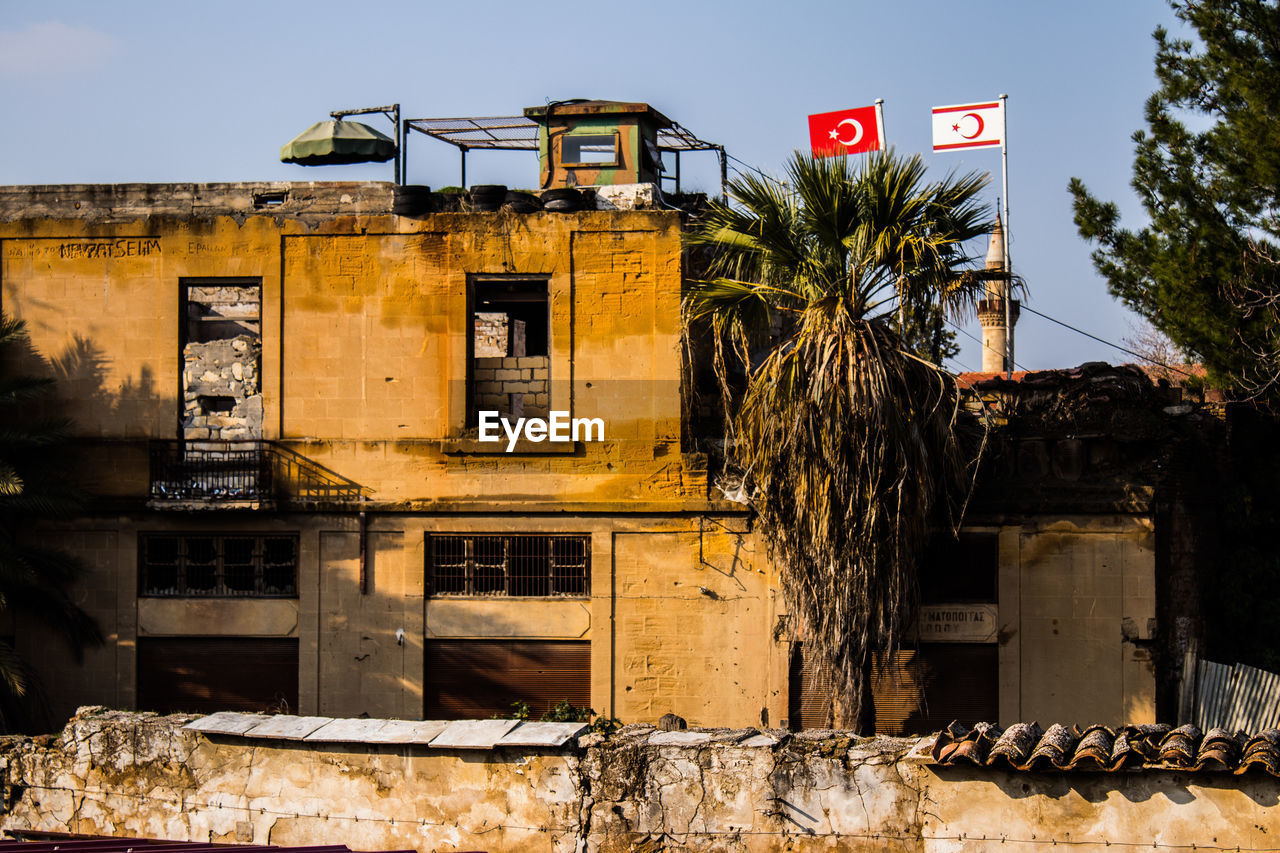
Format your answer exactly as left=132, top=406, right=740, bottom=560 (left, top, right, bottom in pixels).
left=392, top=185, right=432, bottom=217
left=541, top=188, right=584, bottom=212
left=502, top=191, right=542, bottom=213
left=468, top=185, right=507, bottom=212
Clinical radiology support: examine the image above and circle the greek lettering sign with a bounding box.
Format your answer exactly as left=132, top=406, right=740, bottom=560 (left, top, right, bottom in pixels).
left=918, top=604, right=998, bottom=643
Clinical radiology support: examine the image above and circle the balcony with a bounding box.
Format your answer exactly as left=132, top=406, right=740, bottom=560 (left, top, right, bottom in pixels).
left=149, top=440, right=363, bottom=510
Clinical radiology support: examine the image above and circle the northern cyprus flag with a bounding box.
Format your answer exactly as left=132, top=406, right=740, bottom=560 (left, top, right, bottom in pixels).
left=932, top=101, right=1004, bottom=151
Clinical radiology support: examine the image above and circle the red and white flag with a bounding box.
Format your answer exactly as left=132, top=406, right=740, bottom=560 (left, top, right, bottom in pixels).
left=932, top=101, right=1004, bottom=151
left=808, top=105, right=883, bottom=157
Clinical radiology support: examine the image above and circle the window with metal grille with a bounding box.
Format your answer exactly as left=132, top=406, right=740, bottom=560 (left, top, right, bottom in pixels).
left=140, top=534, right=298, bottom=597
left=427, top=534, right=589, bottom=597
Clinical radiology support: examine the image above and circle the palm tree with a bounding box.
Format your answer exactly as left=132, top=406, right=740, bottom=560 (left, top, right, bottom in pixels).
left=685, top=151, right=991, bottom=731
left=0, top=313, right=102, bottom=725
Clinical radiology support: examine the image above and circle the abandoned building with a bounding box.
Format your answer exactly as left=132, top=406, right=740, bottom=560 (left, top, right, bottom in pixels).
left=0, top=100, right=1210, bottom=735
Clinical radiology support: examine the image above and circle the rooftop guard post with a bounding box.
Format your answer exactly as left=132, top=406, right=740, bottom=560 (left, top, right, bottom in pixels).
left=405, top=102, right=727, bottom=201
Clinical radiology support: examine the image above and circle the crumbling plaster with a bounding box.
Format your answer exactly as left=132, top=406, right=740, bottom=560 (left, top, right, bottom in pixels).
left=2, top=710, right=1276, bottom=853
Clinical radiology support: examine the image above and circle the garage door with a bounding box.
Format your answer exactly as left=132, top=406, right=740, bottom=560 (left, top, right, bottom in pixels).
left=136, top=637, right=299, bottom=715
left=426, top=640, right=590, bottom=719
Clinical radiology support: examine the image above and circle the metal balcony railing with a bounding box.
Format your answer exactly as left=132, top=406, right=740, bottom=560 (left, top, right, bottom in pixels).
left=149, top=440, right=363, bottom=506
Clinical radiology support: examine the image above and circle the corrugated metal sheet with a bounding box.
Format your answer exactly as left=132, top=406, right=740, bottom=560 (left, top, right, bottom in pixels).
left=425, top=639, right=589, bottom=719
left=788, top=643, right=834, bottom=729
left=875, top=646, right=999, bottom=736
left=1195, top=659, right=1280, bottom=732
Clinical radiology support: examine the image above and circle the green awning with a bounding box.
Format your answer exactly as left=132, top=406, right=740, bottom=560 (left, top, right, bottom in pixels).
left=280, top=120, right=396, bottom=165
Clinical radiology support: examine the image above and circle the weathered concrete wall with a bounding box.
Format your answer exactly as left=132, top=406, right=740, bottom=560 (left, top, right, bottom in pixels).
left=2, top=710, right=1277, bottom=853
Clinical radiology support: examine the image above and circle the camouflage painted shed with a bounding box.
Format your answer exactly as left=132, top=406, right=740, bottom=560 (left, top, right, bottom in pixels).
left=524, top=100, right=670, bottom=188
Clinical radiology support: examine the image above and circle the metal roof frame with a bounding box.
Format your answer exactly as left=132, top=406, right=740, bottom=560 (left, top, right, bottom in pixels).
left=403, top=114, right=726, bottom=196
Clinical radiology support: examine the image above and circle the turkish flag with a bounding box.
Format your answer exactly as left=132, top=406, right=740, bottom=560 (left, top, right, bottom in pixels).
left=808, top=105, right=882, bottom=157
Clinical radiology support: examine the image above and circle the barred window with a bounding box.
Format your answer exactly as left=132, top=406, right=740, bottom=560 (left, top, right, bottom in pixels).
left=427, top=534, right=589, bottom=597
left=140, top=534, right=298, bottom=597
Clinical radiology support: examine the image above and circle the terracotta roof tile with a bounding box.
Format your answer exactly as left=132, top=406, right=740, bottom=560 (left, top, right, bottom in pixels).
left=931, top=722, right=1280, bottom=775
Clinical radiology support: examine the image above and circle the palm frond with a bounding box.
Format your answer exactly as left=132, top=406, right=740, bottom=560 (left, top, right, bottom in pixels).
left=685, top=150, right=992, bottom=730
left=0, top=640, right=29, bottom=696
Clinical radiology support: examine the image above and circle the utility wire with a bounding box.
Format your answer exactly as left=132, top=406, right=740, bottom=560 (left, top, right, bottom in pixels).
left=1018, top=303, right=1197, bottom=379
left=724, top=152, right=773, bottom=182
left=946, top=319, right=1029, bottom=373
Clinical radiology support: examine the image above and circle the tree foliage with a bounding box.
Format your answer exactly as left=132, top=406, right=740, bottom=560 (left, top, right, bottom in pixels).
left=0, top=314, right=102, bottom=713
left=1070, top=0, right=1280, bottom=399
left=685, top=151, right=991, bottom=730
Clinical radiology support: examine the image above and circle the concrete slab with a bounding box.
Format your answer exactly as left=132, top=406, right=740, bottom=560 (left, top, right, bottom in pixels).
left=304, top=718, right=390, bottom=743
left=364, top=720, right=451, bottom=744
left=429, top=719, right=519, bottom=749
left=243, top=715, right=332, bottom=740
left=649, top=731, right=714, bottom=746
left=497, top=722, right=588, bottom=747
left=183, top=712, right=271, bottom=736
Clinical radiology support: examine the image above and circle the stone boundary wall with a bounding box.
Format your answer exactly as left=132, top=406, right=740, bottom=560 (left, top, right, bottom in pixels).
left=1, top=709, right=1277, bottom=852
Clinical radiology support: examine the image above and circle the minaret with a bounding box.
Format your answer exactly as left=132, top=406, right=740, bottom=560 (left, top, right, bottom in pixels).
left=976, top=215, right=1019, bottom=373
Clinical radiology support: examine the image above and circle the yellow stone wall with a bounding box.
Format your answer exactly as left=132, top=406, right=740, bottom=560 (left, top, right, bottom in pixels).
left=0, top=211, right=694, bottom=505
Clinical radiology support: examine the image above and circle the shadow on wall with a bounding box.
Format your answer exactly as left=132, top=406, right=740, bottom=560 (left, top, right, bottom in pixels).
left=4, top=331, right=175, bottom=439
left=47, top=334, right=173, bottom=437
left=2, top=331, right=174, bottom=500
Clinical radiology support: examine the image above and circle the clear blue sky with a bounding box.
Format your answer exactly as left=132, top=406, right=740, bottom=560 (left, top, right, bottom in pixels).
left=0, top=0, right=1178, bottom=373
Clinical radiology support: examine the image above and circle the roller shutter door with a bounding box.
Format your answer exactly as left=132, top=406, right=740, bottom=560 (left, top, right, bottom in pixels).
left=872, top=644, right=998, bottom=735
left=426, top=640, right=590, bottom=719
left=136, top=637, right=299, bottom=715
left=789, top=642, right=835, bottom=729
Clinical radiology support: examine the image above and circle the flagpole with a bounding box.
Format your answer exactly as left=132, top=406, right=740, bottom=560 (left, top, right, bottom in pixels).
left=1000, top=93, right=1012, bottom=379
left=874, top=99, right=886, bottom=150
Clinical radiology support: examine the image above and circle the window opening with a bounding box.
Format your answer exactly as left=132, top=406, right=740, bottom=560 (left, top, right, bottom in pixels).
left=181, top=278, right=263, bottom=442
left=427, top=533, right=589, bottom=597
left=561, top=133, right=620, bottom=167
left=920, top=533, right=998, bottom=603
left=140, top=533, right=298, bottom=597
left=251, top=190, right=288, bottom=209
left=469, top=279, right=549, bottom=424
